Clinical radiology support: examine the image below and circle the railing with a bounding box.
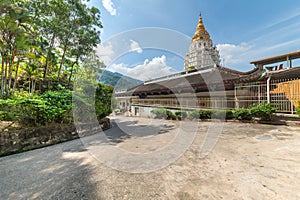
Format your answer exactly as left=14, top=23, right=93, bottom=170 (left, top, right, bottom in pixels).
left=131, top=98, right=235, bottom=110
left=131, top=78, right=300, bottom=113
left=235, top=79, right=300, bottom=113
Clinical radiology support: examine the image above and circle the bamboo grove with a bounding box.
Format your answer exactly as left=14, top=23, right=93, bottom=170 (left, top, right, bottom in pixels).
left=0, top=0, right=103, bottom=96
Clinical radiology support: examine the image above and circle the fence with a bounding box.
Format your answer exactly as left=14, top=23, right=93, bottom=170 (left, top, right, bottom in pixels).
left=235, top=78, right=300, bottom=113
left=131, top=78, right=300, bottom=113
left=131, top=96, right=235, bottom=110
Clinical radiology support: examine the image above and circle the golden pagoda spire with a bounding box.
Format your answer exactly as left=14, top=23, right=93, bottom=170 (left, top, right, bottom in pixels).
left=192, top=13, right=211, bottom=42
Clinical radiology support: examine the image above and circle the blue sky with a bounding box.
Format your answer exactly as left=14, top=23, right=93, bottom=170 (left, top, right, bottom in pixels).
left=89, top=0, right=300, bottom=81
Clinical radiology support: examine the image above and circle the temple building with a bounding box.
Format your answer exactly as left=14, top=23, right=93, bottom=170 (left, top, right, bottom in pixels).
left=184, top=14, right=220, bottom=71
left=115, top=15, right=300, bottom=116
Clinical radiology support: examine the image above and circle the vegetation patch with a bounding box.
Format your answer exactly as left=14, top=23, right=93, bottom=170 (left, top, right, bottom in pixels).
left=175, top=111, right=188, bottom=120
left=233, top=108, right=253, bottom=120
left=187, top=110, right=211, bottom=120
left=211, top=110, right=233, bottom=120
left=250, top=102, right=276, bottom=121
left=151, top=102, right=276, bottom=122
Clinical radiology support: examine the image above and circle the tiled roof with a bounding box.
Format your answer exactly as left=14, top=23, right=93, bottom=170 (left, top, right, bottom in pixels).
left=116, top=66, right=265, bottom=96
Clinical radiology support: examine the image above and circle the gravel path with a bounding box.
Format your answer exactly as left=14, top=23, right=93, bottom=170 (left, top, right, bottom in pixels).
left=1, top=116, right=300, bottom=199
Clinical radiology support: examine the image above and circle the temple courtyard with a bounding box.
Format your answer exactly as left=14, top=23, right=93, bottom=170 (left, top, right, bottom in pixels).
left=1, top=116, right=300, bottom=199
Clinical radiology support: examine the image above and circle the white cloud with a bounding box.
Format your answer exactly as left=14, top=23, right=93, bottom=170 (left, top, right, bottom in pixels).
left=102, top=0, right=117, bottom=16
left=95, top=40, right=143, bottom=66
left=216, top=43, right=252, bottom=66
left=108, top=63, right=129, bottom=74
left=108, top=55, right=175, bottom=81
left=96, top=42, right=114, bottom=65
left=129, top=40, right=143, bottom=54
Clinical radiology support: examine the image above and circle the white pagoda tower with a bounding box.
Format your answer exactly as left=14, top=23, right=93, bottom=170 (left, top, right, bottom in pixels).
left=184, top=14, right=220, bottom=71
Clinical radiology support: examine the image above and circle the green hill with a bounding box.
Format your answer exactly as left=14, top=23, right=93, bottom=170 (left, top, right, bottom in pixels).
left=98, top=70, right=143, bottom=91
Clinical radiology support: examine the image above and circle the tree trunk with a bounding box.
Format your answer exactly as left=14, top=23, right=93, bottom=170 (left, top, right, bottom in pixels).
left=4, top=55, right=9, bottom=93
left=8, top=50, right=16, bottom=90
left=44, top=34, right=56, bottom=78
left=68, top=57, right=78, bottom=84
left=1, top=35, right=5, bottom=96
left=28, top=78, right=31, bottom=94
left=31, top=79, right=36, bottom=94
left=13, top=56, right=21, bottom=89
left=58, top=43, right=67, bottom=80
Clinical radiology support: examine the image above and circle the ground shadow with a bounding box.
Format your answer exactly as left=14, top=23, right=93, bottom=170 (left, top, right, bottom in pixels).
left=102, top=117, right=176, bottom=145
left=0, top=140, right=104, bottom=200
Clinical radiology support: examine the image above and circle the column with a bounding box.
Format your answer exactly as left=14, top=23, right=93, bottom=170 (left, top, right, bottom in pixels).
left=287, top=56, right=291, bottom=68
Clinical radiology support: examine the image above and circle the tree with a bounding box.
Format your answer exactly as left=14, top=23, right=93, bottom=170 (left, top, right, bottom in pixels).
left=56, top=0, right=102, bottom=80
left=0, top=0, right=32, bottom=96
left=0, top=0, right=103, bottom=96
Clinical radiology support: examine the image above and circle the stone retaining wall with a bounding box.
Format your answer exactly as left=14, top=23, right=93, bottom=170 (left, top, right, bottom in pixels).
left=0, top=118, right=110, bottom=157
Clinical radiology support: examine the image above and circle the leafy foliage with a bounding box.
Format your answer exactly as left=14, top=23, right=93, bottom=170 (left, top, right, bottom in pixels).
left=151, top=108, right=177, bottom=120
left=250, top=102, right=276, bottom=121
left=211, top=110, right=233, bottom=120
left=233, top=108, right=252, bottom=120
left=297, top=101, right=300, bottom=116
left=166, top=110, right=176, bottom=120
left=175, top=111, right=187, bottom=120
left=0, top=83, right=114, bottom=126
left=187, top=110, right=211, bottom=119
left=40, top=88, right=72, bottom=123
left=95, top=83, right=114, bottom=119
left=0, top=89, right=72, bottom=126
left=151, top=108, right=168, bottom=119
left=0, top=0, right=103, bottom=96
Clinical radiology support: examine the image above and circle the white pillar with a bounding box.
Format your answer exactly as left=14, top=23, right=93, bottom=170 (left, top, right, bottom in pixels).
left=234, top=84, right=239, bottom=109
left=267, top=76, right=271, bottom=103
left=287, top=56, right=291, bottom=68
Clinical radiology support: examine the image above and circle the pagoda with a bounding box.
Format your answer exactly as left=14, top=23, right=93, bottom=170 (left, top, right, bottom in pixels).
left=184, top=14, right=220, bottom=71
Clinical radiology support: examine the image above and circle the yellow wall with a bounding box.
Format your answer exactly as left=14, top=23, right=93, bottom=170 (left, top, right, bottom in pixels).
left=270, top=79, right=300, bottom=108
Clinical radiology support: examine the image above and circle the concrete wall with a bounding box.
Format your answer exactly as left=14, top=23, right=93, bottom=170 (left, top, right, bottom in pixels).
left=131, top=106, right=180, bottom=118
left=131, top=106, right=155, bottom=118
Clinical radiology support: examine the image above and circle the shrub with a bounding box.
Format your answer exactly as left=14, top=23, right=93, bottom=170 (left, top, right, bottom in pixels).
left=233, top=108, right=252, bottom=120
left=175, top=111, right=187, bottom=120
left=187, top=110, right=211, bottom=119
left=198, top=110, right=211, bottom=119
left=0, top=99, right=19, bottom=121
left=151, top=108, right=168, bottom=119
left=225, top=110, right=234, bottom=119
left=95, top=83, right=114, bottom=119
left=0, top=98, right=51, bottom=126
left=250, top=102, right=276, bottom=121
left=166, top=110, right=177, bottom=120
left=187, top=110, right=199, bottom=119
left=0, top=83, right=113, bottom=127
left=151, top=108, right=176, bottom=120
left=0, top=90, right=73, bottom=126
left=211, top=110, right=233, bottom=120
left=41, top=90, right=72, bottom=123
